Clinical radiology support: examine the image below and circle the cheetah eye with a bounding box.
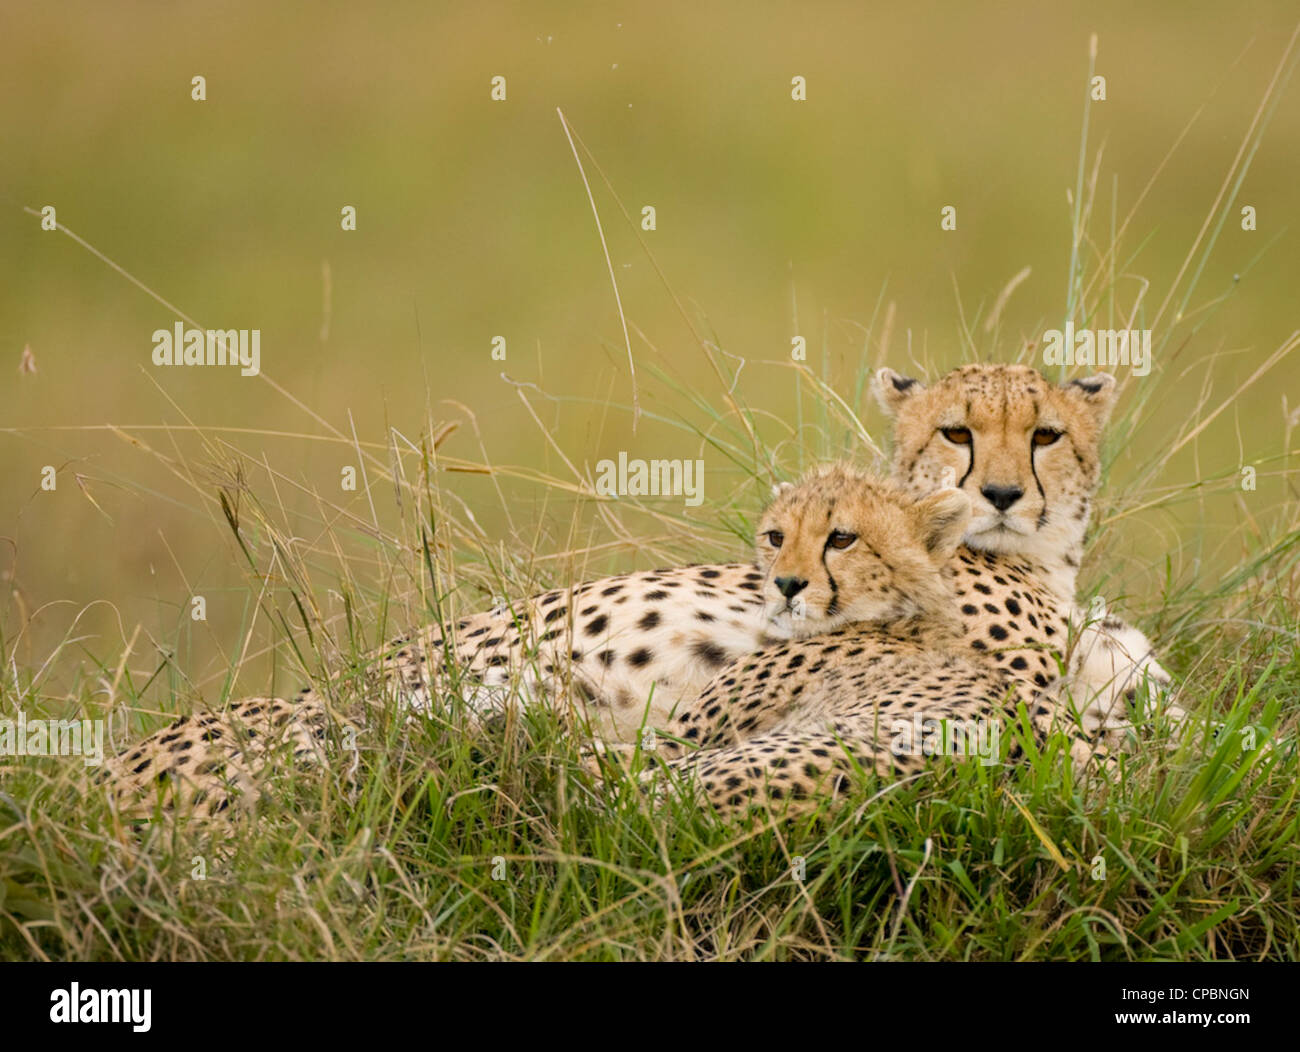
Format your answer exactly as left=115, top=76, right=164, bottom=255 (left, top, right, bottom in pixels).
left=764, top=530, right=785, bottom=548
left=827, top=530, right=857, bottom=550
left=1033, top=428, right=1062, bottom=447
left=941, top=427, right=972, bottom=446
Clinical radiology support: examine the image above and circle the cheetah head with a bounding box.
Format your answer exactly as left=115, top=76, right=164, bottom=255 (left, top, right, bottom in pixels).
left=757, top=464, right=971, bottom=640
left=873, top=363, right=1117, bottom=572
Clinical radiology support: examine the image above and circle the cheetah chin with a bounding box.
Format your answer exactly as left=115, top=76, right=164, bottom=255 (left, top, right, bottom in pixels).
left=762, top=598, right=915, bottom=642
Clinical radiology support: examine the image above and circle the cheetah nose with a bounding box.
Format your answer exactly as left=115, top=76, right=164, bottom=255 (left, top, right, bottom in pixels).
left=980, top=484, right=1024, bottom=512
left=774, top=576, right=808, bottom=599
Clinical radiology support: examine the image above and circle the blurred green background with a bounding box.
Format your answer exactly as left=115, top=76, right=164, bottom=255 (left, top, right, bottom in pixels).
left=2, top=1, right=1298, bottom=695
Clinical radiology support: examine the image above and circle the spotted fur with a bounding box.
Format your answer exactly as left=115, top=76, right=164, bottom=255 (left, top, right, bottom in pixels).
left=871, top=362, right=1176, bottom=739
left=100, top=363, right=1176, bottom=821
left=596, top=467, right=1118, bottom=817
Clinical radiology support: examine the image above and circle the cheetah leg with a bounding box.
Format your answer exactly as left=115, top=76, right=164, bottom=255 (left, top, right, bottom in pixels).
left=1063, top=609, right=1186, bottom=751
left=654, top=646, right=854, bottom=759
left=657, top=681, right=798, bottom=759
left=101, top=694, right=346, bottom=825
left=620, top=729, right=909, bottom=818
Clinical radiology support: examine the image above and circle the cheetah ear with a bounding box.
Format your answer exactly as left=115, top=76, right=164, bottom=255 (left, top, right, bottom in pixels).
left=910, top=488, right=971, bottom=560
left=873, top=368, right=925, bottom=417
left=770, top=480, right=794, bottom=500
left=1063, top=372, right=1118, bottom=427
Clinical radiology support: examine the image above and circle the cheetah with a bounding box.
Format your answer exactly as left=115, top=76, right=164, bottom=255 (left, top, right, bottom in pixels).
left=872, top=363, right=1175, bottom=739
left=601, top=465, right=1095, bottom=817
left=100, top=363, right=1175, bottom=820
left=410, top=362, right=1170, bottom=736
left=431, top=362, right=1170, bottom=733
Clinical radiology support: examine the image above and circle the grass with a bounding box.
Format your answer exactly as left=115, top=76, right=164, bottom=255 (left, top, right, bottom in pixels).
left=0, top=603, right=1296, bottom=960
left=2, top=320, right=1297, bottom=959
left=2, top=32, right=1300, bottom=961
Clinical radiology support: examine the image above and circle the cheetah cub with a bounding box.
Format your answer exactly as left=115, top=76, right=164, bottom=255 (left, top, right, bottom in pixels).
left=601, top=465, right=1094, bottom=818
